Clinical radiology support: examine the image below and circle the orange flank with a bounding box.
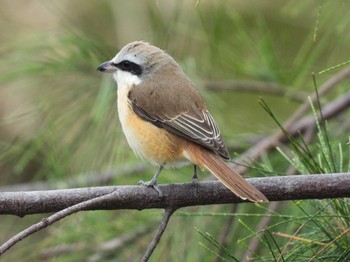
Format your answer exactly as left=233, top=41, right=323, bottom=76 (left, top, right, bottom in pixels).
left=122, top=96, right=186, bottom=167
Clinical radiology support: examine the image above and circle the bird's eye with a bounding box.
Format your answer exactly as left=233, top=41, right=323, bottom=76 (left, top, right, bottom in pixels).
left=116, top=60, right=142, bottom=76
left=120, top=61, right=132, bottom=70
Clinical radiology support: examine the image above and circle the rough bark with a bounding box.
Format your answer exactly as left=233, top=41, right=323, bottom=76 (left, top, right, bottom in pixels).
left=1, top=173, right=350, bottom=217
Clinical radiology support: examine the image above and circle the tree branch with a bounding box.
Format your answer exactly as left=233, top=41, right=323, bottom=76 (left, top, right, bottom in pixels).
left=203, top=80, right=307, bottom=102
left=141, top=208, right=176, bottom=262
left=0, top=189, right=117, bottom=255
left=1, top=173, right=350, bottom=216
left=290, top=91, right=350, bottom=135
left=232, top=67, right=350, bottom=171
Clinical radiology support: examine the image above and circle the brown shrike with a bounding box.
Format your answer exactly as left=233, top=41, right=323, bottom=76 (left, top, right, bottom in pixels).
left=97, top=41, right=268, bottom=202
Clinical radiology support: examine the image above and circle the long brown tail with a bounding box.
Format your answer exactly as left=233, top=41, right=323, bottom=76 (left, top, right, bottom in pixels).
left=184, top=145, right=268, bottom=203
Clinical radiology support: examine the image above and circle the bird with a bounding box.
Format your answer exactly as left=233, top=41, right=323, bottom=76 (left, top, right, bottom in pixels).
left=97, top=41, right=268, bottom=202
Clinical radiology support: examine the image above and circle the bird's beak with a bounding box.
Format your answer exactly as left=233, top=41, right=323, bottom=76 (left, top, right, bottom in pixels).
left=97, top=61, right=117, bottom=73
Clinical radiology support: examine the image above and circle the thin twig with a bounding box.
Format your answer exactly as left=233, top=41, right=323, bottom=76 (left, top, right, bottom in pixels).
left=0, top=188, right=117, bottom=255
left=141, top=208, right=176, bottom=262
left=203, top=80, right=307, bottom=102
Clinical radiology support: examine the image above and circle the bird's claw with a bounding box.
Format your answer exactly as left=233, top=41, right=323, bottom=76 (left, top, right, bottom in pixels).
left=138, top=180, right=163, bottom=197
left=192, top=177, right=199, bottom=184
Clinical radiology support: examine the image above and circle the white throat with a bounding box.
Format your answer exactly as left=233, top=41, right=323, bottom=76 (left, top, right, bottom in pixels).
left=113, top=70, right=141, bottom=89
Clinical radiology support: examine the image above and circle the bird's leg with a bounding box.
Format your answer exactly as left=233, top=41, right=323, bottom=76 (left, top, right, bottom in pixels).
left=139, top=165, right=164, bottom=197
left=192, top=165, right=199, bottom=184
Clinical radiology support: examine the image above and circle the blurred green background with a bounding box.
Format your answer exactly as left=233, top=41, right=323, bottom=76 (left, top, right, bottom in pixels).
left=1, top=1, right=350, bottom=261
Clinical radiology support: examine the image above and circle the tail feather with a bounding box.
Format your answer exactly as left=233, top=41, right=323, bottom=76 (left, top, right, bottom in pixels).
left=185, top=145, right=268, bottom=203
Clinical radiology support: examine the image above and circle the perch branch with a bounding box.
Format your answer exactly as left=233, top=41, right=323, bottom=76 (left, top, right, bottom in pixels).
left=1, top=173, right=350, bottom=216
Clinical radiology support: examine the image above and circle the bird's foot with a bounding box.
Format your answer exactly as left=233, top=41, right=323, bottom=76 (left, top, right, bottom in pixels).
left=138, top=180, right=163, bottom=197
left=192, top=165, right=200, bottom=184
left=192, top=176, right=199, bottom=185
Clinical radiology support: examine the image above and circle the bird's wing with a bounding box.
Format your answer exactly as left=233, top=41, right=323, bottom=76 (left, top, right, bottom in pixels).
left=128, top=71, right=230, bottom=160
